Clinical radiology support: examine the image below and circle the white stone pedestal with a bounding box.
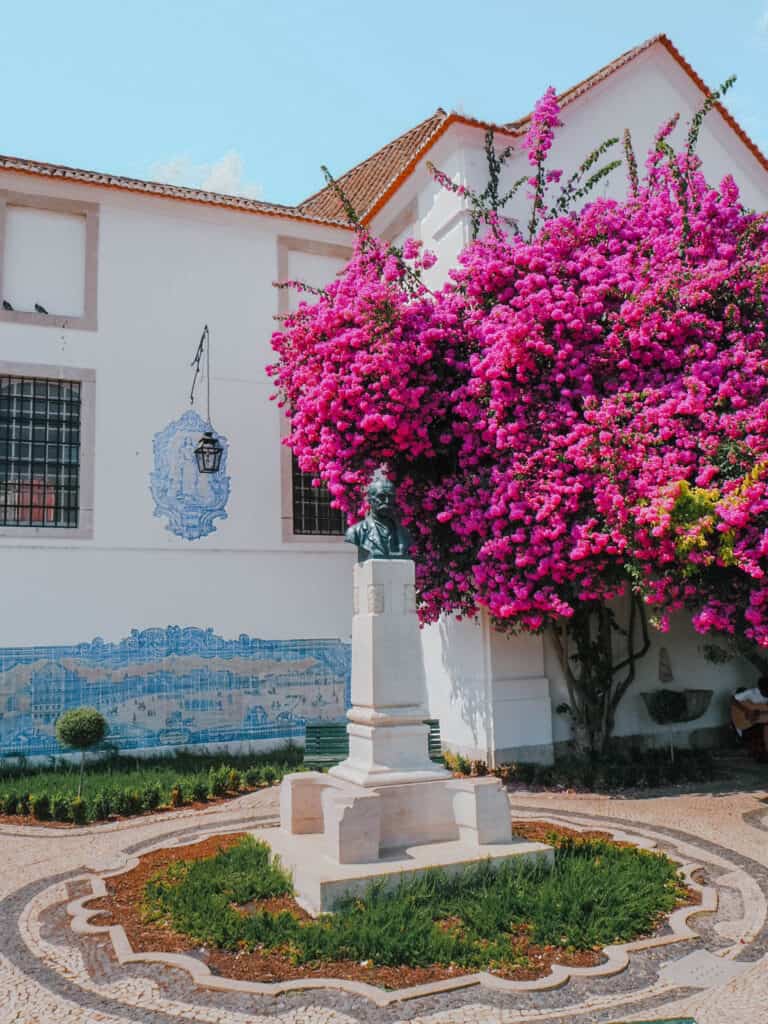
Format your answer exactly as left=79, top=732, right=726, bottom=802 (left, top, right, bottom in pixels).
left=268, top=558, right=551, bottom=914
left=330, top=559, right=450, bottom=786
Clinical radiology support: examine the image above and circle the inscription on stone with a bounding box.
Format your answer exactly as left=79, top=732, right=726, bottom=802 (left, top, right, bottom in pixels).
left=368, top=584, right=385, bottom=614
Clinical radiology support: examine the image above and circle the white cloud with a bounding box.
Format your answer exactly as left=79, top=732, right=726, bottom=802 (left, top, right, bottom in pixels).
left=149, top=150, right=263, bottom=199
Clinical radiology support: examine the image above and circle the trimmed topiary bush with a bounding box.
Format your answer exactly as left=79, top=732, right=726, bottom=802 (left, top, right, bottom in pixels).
left=55, top=707, right=108, bottom=797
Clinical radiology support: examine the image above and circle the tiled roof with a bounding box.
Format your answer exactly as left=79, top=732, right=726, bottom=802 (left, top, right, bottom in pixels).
left=0, top=153, right=348, bottom=227
left=298, top=109, right=451, bottom=222
left=507, top=34, right=768, bottom=176
left=300, top=34, right=768, bottom=227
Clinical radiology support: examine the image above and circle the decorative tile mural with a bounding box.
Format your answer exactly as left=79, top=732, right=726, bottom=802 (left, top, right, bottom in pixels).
left=0, top=627, right=351, bottom=757
left=150, top=409, right=230, bottom=540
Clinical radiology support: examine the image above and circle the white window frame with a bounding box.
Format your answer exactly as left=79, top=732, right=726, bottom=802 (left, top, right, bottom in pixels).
left=0, top=189, right=99, bottom=331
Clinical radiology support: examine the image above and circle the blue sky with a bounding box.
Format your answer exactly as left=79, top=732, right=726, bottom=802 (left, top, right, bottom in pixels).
left=1, top=1, right=766, bottom=207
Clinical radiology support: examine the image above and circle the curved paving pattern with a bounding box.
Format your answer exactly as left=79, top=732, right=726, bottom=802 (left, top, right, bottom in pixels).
left=67, top=821, right=717, bottom=1006
left=0, top=782, right=766, bottom=1024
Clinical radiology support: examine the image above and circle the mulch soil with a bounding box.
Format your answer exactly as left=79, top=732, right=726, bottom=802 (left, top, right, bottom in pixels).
left=84, top=821, right=698, bottom=990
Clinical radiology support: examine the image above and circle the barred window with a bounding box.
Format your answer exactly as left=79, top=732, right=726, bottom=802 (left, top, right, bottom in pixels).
left=0, top=374, right=81, bottom=527
left=291, top=456, right=345, bottom=536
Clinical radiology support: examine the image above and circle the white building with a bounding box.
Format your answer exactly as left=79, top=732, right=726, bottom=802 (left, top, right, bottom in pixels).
left=1, top=35, right=766, bottom=763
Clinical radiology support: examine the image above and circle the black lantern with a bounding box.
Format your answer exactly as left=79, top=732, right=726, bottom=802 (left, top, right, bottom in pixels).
left=194, top=431, right=223, bottom=474
left=189, top=325, right=225, bottom=474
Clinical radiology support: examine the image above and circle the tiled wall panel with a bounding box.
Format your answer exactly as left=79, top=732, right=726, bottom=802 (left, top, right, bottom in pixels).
left=0, top=626, right=351, bottom=757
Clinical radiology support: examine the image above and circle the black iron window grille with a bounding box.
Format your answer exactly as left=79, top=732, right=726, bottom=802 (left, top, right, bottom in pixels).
left=292, top=455, right=345, bottom=536
left=0, top=374, right=81, bottom=527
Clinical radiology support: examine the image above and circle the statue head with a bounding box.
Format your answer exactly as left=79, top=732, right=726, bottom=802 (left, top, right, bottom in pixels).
left=367, top=469, right=397, bottom=523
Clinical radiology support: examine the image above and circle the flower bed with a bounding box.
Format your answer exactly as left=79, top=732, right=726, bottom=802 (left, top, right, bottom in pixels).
left=90, top=822, right=694, bottom=988
left=0, top=745, right=302, bottom=825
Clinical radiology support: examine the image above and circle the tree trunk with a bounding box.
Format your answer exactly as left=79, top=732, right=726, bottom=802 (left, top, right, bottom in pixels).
left=550, top=592, right=650, bottom=757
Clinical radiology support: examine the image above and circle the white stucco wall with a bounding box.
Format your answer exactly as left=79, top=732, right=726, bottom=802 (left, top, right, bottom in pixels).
left=0, top=177, right=358, bottom=757
left=0, top=178, right=357, bottom=645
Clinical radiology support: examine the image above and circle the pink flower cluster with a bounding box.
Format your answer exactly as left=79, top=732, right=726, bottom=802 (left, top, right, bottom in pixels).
left=268, top=107, right=768, bottom=647
left=523, top=86, right=563, bottom=167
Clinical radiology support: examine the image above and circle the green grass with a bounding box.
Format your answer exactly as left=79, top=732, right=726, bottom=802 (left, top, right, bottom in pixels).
left=0, top=746, right=303, bottom=824
left=143, top=833, right=689, bottom=970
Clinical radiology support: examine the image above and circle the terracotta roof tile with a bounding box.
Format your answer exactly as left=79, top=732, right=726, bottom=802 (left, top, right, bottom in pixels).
left=298, top=36, right=767, bottom=230
left=0, top=153, right=350, bottom=227
left=298, top=109, right=451, bottom=223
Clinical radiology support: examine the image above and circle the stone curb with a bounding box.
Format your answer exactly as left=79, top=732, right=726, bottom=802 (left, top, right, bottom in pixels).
left=66, top=818, right=717, bottom=1008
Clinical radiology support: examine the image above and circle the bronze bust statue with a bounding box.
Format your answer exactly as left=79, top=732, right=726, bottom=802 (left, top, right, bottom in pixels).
left=345, top=471, right=412, bottom=562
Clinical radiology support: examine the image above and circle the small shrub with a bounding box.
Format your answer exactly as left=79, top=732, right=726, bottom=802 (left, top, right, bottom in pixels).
left=89, top=791, right=111, bottom=821
left=71, top=797, right=88, bottom=826
left=226, top=768, right=242, bottom=792
left=31, top=793, right=51, bottom=821
left=142, top=783, right=162, bottom=811
left=51, top=794, right=72, bottom=822
left=55, top=706, right=108, bottom=750
left=261, top=765, right=277, bottom=786
left=112, top=789, right=137, bottom=817
left=55, top=707, right=108, bottom=797
left=244, top=766, right=262, bottom=787
left=191, top=780, right=209, bottom=803
left=208, top=766, right=228, bottom=797
left=170, top=783, right=184, bottom=807
left=19, top=793, right=31, bottom=816
left=126, top=789, right=144, bottom=815
left=4, top=793, right=19, bottom=816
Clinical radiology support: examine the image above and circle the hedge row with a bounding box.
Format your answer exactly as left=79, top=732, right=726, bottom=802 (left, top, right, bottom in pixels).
left=0, top=760, right=298, bottom=825
left=444, top=747, right=717, bottom=791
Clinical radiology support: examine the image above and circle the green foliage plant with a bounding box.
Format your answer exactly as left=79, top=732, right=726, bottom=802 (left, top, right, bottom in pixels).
left=51, top=794, right=72, bottom=822
left=55, top=707, right=108, bottom=797
left=71, top=797, right=87, bottom=826
left=0, top=745, right=302, bottom=825
left=142, top=834, right=688, bottom=969
left=30, top=793, right=51, bottom=821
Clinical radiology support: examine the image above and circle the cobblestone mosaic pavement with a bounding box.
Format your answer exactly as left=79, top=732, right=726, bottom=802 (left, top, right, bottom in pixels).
left=1, top=778, right=767, bottom=1024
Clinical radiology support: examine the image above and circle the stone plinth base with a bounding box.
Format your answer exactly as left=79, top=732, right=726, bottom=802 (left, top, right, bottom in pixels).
left=274, top=770, right=551, bottom=913
left=257, top=824, right=553, bottom=915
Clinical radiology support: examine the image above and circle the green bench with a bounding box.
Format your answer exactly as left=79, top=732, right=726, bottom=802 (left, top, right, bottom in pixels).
left=304, top=719, right=443, bottom=770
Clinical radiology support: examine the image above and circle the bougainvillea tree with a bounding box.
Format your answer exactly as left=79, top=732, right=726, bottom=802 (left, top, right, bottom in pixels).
left=269, top=81, right=768, bottom=753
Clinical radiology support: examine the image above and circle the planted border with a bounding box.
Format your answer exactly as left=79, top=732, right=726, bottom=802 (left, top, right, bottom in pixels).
left=0, top=746, right=303, bottom=825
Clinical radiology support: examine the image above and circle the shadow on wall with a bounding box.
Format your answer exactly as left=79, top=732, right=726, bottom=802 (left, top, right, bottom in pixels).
left=543, top=607, right=753, bottom=751
left=0, top=626, right=351, bottom=758
left=424, top=615, right=494, bottom=762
